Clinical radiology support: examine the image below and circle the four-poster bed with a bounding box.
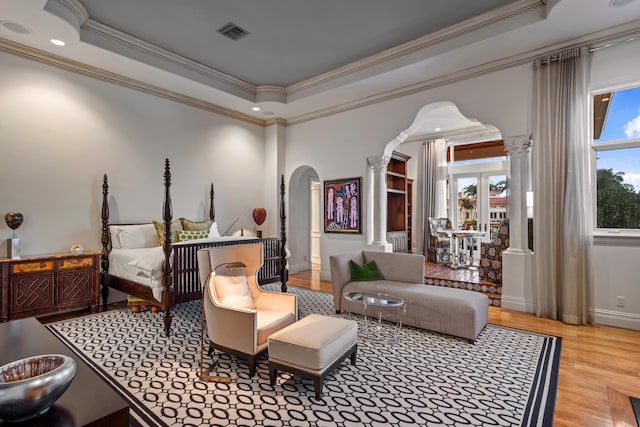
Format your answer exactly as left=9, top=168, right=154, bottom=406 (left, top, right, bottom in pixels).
left=100, top=159, right=288, bottom=336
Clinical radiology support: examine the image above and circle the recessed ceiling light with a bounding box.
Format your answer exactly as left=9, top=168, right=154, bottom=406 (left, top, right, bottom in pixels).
left=262, top=111, right=275, bottom=116
left=252, top=107, right=260, bottom=112
left=609, top=0, right=637, bottom=7
left=434, top=127, right=441, bottom=131
left=50, top=38, right=66, bottom=46
left=1, top=21, right=31, bottom=34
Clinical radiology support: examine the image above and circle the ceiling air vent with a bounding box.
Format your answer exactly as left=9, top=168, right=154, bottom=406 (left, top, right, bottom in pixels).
left=216, top=22, right=250, bottom=41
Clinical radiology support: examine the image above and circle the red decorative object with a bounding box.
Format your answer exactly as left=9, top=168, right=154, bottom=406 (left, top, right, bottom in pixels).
left=252, top=208, right=266, bottom=226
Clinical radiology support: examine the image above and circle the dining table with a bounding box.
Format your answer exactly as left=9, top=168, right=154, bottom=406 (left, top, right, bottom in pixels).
left=442, top=229, right=487, bottom=269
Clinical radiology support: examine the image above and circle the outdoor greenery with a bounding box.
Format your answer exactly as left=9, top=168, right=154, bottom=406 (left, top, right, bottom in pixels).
left=462, top=180, right=508, bottom=198
left=459, top=180, right=508, bottom=221
left=597, top=168, right=640, bottom=229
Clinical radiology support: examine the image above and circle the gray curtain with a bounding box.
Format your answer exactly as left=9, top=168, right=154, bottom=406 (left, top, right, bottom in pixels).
left=421, top=139, right=446, bottom=256
left=532, top=47, right=595, bottom=325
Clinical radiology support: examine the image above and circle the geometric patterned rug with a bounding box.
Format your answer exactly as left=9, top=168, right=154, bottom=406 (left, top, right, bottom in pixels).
left=46, top=284, right=560, bottom=427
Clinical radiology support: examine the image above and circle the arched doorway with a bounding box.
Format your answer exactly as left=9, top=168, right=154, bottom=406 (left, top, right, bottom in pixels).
left=288, top=166, right=320, bottom=274
left=370, top=101, right=503, bottom=255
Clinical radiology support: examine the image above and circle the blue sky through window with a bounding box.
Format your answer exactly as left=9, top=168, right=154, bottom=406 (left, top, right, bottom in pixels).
left=595, top=86, right=640, bottom=191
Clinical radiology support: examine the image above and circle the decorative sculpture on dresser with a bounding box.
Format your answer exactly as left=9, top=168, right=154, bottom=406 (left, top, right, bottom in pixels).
left=4, top=212, right=23, bottom=259
left=252, top=208, right=266, bottom=238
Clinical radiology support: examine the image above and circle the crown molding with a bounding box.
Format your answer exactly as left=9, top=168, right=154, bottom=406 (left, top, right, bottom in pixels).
left=80, top=19, right=256, bottom=100
left=44, top=0, right=545, bottom=105
left=264, top=118, right=287, bottom=127
left=287, top=19, right=640, bottom=125
left=255, top=85, right=287, bottom=103
left=286, top=0, right=546, bottom=96
left=3, top=10, right=639, bottom=130
left=45, top=0, right=259, bottom=100
left=0, top=37, right=265, bottom=126
left=43, top=0, right=88, bottom=31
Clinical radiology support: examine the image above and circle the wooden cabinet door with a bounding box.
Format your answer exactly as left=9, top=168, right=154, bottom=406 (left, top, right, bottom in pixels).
left=56, top=257, right=95, bottom=305
left=11, top=273, right=55, bottom=314
left=57, top=270, right=93, bottom=305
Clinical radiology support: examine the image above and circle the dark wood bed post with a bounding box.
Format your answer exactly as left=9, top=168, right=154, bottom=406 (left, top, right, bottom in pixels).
left=162, top=159, right=173, bottom=336
left=209, top=183, right=215, bottom=221
left=100, top=174, right=110, bottom=309
left=279, top=174, right=288, bottom=293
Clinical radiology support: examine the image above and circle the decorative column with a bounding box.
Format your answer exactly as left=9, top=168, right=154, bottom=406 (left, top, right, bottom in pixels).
left=504, top=135, right=532, bottom=254
left=501, top=135, right=534, bottom=314
left=367, top=155, right=392, bottom=250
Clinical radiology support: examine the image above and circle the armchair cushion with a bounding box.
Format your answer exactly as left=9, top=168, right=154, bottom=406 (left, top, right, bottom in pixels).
left=213, top=270, right=256, bottom=309
left=257, top=310, right=296, bottom=346
left=350, top=260, right=384, bottom=281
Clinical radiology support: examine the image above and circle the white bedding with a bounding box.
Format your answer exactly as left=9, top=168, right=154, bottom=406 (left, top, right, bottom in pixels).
left=109, top=236, right=258, bottom=302
left=109, top=247, right=165, bottom=301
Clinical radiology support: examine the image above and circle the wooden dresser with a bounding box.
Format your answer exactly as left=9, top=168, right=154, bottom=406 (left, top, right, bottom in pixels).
left=0, top=251, right=100, bottom=322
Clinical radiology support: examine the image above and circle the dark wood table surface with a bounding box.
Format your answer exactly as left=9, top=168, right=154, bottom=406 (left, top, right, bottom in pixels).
left=0, top=317, right=129, bottom=427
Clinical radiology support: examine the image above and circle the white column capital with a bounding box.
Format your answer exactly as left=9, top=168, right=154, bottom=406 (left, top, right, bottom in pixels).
left=503, top=135, right=532, bottom=158
left=367, top=155, right=390, bottom=171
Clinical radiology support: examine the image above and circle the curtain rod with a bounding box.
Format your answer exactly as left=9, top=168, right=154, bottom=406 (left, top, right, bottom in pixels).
left=535, top=33, right=640, bottom=65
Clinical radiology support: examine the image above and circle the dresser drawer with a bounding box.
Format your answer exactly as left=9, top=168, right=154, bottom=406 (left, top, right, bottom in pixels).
left=12, top=261, right=54, bottom=274
left=58, top=257, right=94, bottom=270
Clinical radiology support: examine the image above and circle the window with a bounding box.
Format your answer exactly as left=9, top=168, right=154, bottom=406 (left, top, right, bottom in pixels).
left=593, top=86, right=640, bottom=230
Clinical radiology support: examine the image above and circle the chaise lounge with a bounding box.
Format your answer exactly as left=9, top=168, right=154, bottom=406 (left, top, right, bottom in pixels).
left=329, top=250, right=489, bottom=343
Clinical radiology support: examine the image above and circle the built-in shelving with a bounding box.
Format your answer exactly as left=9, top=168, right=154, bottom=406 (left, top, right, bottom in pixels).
left=386, top=151, right=411, bottom=252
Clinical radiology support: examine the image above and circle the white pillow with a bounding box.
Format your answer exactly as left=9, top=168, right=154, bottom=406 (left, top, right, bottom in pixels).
left=211, top=269, right=255, bottom=309
left=109, top=225, right=122, bottom=250
left=208, top=222, right=221, bottom=238
left=118, top=224, right=159, bottom=249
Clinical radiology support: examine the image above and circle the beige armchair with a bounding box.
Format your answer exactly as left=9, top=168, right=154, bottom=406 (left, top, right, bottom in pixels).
left=197, top=243, right=297, bottom=377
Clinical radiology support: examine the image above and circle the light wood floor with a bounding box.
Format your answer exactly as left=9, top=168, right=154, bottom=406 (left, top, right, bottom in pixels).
left=289, top=267, right=640, bottom=427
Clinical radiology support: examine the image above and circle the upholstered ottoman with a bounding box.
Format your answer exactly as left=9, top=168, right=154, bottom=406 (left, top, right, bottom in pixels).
left=268, top=314, right=357, bottom=399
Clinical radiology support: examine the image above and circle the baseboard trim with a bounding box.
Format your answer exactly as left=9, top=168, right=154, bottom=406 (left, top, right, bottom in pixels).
left=500, top=298, right=640, bottom=331
left=595, top=309, right=640, bottom=330
left=500, top=295, right=535, bottom=313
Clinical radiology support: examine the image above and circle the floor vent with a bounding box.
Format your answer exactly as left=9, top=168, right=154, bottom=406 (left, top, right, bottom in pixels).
left=216, top=22, right=250, bottom=41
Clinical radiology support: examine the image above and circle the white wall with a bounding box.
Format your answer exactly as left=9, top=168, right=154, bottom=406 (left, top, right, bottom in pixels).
left=0, top=52, right=266, bottom=255
left=286, top=39, right=640, bottom=330
left=286, top=64, right=532, bottom=279
left=590, top=39, right=640, bottom=329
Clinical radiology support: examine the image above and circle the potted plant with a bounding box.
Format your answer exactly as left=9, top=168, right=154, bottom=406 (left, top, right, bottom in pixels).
left=469, top=219, right=477, bottom=230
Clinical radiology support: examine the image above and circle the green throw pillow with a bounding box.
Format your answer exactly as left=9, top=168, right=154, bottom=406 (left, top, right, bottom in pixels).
left=350, top=260, right=384, bottom=281
left=175, top=230, right=209, bottom=242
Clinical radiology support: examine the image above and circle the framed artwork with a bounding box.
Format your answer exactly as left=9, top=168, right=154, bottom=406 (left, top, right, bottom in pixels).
left=324, top=177, right=362, bottom=234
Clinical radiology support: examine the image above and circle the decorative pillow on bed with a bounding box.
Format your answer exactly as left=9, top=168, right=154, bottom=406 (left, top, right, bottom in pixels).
left=209, top=222, right=220, bottom=238
left=175, top=230, right=209, bottom=242
left=181, top=218, right=213, bottom=232
left=153, top=219, right=184, bottom=244
left=350, top=260, right=385, bottom=281
left=109, top=225, right=123, bottom=250
left=210, top=269, right=255, bottom=309
left=118, top=224, right=159, bottom=249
